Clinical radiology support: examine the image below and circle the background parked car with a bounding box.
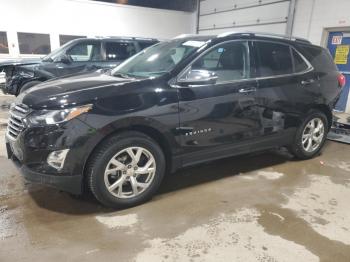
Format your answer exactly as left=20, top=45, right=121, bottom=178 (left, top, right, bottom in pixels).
left=0, top=37, right=159, bottom=95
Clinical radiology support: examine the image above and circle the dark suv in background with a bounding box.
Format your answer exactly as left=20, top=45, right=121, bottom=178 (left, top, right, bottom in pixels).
left=0, top=37, right=158, bottom=95
left=6, top=32, right=344, bottom=208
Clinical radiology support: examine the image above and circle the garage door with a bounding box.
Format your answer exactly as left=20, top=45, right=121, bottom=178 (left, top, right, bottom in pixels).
left=198, top=0, right=294, bottom=35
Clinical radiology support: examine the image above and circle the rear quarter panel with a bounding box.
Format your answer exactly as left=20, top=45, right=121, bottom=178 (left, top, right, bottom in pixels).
left=295, top=43, right=341, bottom=107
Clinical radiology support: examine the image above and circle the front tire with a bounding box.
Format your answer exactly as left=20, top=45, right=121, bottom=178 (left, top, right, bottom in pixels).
left=290, top=110, right=328, bottom=159
left=87, top=132, right=165, bottom=208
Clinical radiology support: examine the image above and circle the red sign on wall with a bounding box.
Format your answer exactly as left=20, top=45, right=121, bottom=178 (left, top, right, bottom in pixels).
left=332, top=35, right=343, bottom=45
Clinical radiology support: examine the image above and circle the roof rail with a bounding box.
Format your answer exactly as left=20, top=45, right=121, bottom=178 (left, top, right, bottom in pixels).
left=217, top=31, right=311, bottom=44
left=173, top=34, right=199, bottom=39
left=93, top=36, right=158, bottom=41
left=133, top=37, right=158, bottom=41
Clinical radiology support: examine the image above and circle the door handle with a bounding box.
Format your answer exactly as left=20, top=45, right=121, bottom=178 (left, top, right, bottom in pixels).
left=238, top=87, right=257, bottom=93
left=301, top=79, right=316, bottom=85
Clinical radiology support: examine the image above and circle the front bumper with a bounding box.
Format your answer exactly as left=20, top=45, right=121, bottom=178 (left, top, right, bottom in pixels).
left=8, top=147, right=82, bottom=194
left=5, top=118, right=100, bottom=195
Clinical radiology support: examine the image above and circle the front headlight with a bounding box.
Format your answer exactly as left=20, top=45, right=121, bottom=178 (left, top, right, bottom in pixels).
left=27, top=104, right=93, bottom=125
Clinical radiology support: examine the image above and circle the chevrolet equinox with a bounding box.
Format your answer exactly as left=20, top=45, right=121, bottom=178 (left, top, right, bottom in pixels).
left=6, top=32, right=345, bottom=208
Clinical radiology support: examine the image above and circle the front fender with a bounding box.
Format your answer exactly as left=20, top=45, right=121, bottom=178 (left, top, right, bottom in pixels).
left=101, top=116, right=178, bottom=149
left=4, top=65, right=45, bottom=95
left=77, top=114, right=181, bottom=175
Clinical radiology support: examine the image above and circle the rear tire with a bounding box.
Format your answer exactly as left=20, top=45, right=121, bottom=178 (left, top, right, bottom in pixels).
left=87, top=131, right=165, bottom=208
left=19, top=80, right=42, bottom=95
left=290, top=110, right=328, bottom=160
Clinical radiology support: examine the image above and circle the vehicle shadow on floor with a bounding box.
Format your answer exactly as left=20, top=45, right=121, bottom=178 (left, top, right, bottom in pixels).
left=28, top=148, right=294, bottom=215
left=159, top=148, right=293, bottom=194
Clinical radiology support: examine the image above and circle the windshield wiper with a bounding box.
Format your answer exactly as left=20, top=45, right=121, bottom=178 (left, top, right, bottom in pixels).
left=148, top=71, right=168, bottom=76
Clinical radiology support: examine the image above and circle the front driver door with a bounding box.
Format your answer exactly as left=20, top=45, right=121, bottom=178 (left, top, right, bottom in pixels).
left=55, top=40, right=103, bottom=77
left=176, top=40, right=261, bottom=165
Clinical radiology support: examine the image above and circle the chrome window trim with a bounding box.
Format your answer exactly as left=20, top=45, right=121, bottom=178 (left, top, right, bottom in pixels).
left=171, top=39, right=314, bottom=88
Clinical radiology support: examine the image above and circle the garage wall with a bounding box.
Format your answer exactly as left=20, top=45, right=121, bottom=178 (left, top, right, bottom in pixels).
left=198, top=0, right=291, bottom=35
left=198, top=0, right=350, bottom=46
left=292, top=0, right=350, bottom=45
left=0, top=0, right=196, bottom=59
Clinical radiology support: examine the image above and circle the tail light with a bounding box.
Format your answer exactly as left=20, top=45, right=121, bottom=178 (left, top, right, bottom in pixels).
left=338, top=74, right=346, bottom=88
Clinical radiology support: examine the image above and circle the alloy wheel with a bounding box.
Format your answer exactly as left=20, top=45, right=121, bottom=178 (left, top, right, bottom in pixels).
left=301, top=118, right=325, bottom=153
left=104, top=147, right=156, bottom=199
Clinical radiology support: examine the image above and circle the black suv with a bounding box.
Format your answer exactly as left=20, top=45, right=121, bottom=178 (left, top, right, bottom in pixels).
left=5, top=32, right=344, bottom=208
left=0, top=37, right=158, bottom=95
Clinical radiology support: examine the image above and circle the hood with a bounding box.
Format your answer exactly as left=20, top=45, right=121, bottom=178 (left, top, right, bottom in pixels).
left=0, top=58, right=42, bottom=68
left=16, top=71, right=151, bottom=109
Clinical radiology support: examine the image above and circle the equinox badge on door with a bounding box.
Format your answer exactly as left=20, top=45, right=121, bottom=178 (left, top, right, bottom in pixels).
left=185, top=128, right=212, bottom=136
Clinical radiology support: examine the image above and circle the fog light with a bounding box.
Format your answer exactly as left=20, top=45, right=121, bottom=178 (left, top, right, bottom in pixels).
left=47, top=149, right=69, bottom=170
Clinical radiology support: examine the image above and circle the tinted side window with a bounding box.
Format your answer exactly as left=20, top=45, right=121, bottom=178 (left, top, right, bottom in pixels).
left=0, top=32, right=9, bottom=54
left=18, top=32, right=51, bottom=55
left=296, top=44, right=337, bottom=72
left=105, top=42, right=136, bottom=61
left=256, top=42, right=293, bottom=77
left=191, top=41, right=250, bottom=83
left=138, top=41, right=158, bottom=50
left=292, top=49, right=309, bottom=72
left=66, top=42, right=101, bottom=62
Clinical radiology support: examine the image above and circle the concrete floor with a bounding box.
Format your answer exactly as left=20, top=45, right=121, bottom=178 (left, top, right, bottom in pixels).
left=1, top=108, right=350, bottom=262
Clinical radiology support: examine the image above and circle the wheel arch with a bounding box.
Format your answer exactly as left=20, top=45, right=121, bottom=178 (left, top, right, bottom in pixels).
left=310, top=104, right=333, bottom=130
left=82, top=123, right=177, bottom=192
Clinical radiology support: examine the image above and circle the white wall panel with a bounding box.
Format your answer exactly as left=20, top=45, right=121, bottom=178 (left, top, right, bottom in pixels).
left=199, top=23, right=287, bottom=36
left=293, top=0, right=350, bottom=45
left=0, top=0, right=196, bottom=59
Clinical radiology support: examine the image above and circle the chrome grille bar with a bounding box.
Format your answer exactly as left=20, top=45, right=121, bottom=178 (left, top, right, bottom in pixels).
left=6, top=103, right=30, bottom=140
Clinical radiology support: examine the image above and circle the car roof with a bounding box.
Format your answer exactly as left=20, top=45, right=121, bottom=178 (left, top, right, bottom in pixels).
left=72, top=36, right=159, bottom=42
left=173, top=32, right=313, bottom=46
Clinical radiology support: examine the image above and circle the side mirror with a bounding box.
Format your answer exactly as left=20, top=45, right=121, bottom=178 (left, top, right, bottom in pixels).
left=177, top=69, right=218, bottom=86
left=59, top=54, right=71, bottom=64
left=97, top=68, right=112, bottom=74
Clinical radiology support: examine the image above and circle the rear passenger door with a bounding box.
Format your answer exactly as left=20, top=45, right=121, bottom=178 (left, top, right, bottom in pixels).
left=253, top=41, right=317, bottom=141
left=102, top=40, right=137, bottom=68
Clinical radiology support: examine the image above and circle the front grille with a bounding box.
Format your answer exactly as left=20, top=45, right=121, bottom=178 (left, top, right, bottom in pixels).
left=6, top=104, right=30, bottom=140
left=0, top=71, right=5, bottom=90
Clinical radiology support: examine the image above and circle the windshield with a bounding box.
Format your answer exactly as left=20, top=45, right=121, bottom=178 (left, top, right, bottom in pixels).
left=111, top=39, right=207, bottom=78
left=42, top=41, right=74, bottom=62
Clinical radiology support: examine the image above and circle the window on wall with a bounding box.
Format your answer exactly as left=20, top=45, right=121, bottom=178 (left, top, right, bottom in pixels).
left=17, top=32, right=51, bottom=55
left=105, top=41, right=136, bottom=61
left=256, top=42, right=293, bottom=77
left=0, top=32, right=9, bottom=54
left=59, top=35, right=85, bottom=46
